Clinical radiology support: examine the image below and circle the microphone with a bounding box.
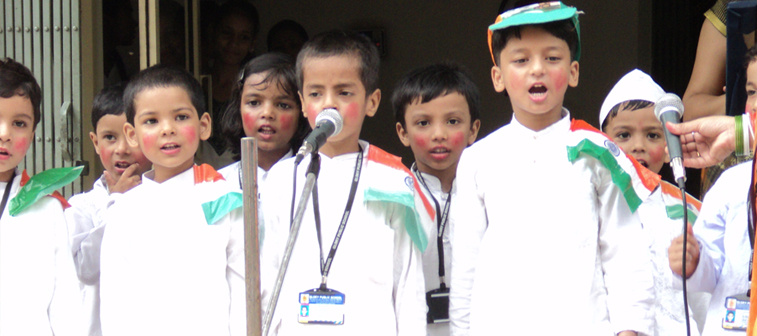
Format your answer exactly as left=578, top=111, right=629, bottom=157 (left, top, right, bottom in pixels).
left=654, top=93, right=686, bottom=187
left=294, top=108, right=343, bottom=164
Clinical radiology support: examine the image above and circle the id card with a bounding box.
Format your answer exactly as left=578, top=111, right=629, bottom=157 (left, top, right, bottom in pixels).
left=426, top=287, right=450, bottom=324
left=298, top=288, right=345, bottom=325
left=722, top=294, right=750, bottom=331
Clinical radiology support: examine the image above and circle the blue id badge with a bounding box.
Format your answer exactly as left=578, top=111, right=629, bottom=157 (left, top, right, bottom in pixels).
left=298, top=288, right=345, bottom=325
left=722, top=294, right=750, bottom=331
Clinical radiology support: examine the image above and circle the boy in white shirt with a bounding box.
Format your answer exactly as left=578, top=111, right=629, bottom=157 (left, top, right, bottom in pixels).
left=449, top=3, right=655, bottom=335
left=80, top=65, right=245, bottom=335
left=65, top=83, right=152, bottom=335
left=0, top=58, right=84, bottom=335
left=392, top=62, right=481, bottom=336
left=600, top=69, right=708, bottom=336
left=261, top=29, right=430, bottom=336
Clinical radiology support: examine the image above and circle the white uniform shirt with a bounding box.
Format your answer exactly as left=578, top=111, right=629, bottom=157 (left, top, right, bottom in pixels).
left=260, top=141, right=426, bottom=336
left=449, top=112, right=655, bottom=336
left=97, top=166, right=245, bottom=336
left=683, top=162, right=751, bottom=336
left=0, top=172, right=84, bottom=335
left=66, top=174, right=108, bottom=336
left=638, top=186, right=710, bottom=336
left=415, top=169, right=453, bottom=336
left=218, top=150, right=293, bottom=190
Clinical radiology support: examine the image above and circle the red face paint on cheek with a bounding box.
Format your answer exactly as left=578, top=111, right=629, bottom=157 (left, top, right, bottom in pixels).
left=100, top=147, right=113, bottom=167
left=242, top=113, right=257, bottom=136
left=551, top=69, right=568, bottom=91
left=450, top=132, right=465, bottom=148
left=12, top=137, right=28, bottom=153
left=412, top=134, right=427, bottom=149
left=181, top=126, right=196, bottom=144
left=279, top=114, right=294, bottom=133
left=305, top=105, right=317, bottom=128
left=141, top=132, right=156, bottom=150
left=344, top=103, right=360, bottom=122
left=648, top=146, right=665, bottom=163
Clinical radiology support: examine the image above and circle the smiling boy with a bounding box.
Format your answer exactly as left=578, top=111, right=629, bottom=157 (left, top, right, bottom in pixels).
left=392, top=62, right=480, bottom=336
left=449, top=3, right=655, bottom=335
left=81, top=65, right=245, bottom=336
left=261, top=30, right=430, bottom=336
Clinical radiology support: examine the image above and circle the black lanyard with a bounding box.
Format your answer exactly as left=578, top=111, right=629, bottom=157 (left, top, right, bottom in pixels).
left=413, top=164, right=452, bottom=288
left=313, top=145, right=363, bottom=289
left=0, top=171, right=16, bottom=221
left=748, top=156, right=757, bottom=295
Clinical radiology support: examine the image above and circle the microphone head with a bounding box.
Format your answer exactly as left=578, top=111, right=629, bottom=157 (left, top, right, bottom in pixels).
left=654, top=93, right=684, bottom=122
left=315, top=108, right=344, bottom=136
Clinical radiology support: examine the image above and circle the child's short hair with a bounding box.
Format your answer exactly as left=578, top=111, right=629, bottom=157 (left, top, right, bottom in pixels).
left=91, top=82, right=126, bottom=130
left=600, top=100, right=654, bottom=131
left=221, top=52, right=310, bottom=159
left=490, top=19, right=578, bottom=66
left=296, top=29, right=380, bottom=95
left=0, top=58, right=41, bottom=128
left=123, top=64, right=205, bottom=125
left=392, top=62, right=481, bottom=128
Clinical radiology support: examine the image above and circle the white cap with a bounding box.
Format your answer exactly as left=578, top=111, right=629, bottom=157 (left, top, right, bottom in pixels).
left=599, top=69, right=665, bottom=131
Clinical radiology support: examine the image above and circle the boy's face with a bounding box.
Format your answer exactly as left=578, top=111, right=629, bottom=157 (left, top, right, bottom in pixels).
left=0, top=95, right=34, bottom=182
left=396, top=92, right=480, bottom=177
left=124, top=86, right=211, bottom=182
left=241, top=73, right=299, bottom=156
left=746, top=61, right=757, bottom=113
left=299, top=54, right=381, bottom=156
left=605, top=105, right=668, bottom=174
left=90, top=114, right=152, bottom=181
left=491, top=26, right=579, bottom=129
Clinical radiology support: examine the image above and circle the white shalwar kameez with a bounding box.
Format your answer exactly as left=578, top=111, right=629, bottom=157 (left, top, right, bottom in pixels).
left=260, top=141, right=428, bottom=336
left=414, top=168, right=453, bottom=336
left=449, top=111, right=655, bottom=336
left=0, top=170, right=84, bottom=336
left=91, top=165, right=245, bottom=336
left=66, top=174, right=109, bottom=336
left=639, top=181, right=709, bottom=336
left=680, top=162, right=752, bottom=336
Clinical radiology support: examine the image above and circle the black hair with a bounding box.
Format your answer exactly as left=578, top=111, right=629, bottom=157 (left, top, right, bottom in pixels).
left=91, top=82, right=126, bottom=130
left=0, top=58, right=41, bottom=128
left=123, top=64, right=206, bottom=125
left=601, top=99, right=655, bottom=131
left=491, top=19, right=578, bottom=66
left=392, top=62, right=481, bottom=128
left=215, top=0, right=260, bottom=39
left=221, top=53, right=310, bottom=160
left=296, top=29, right=380, bottom=95
left=267, top=19, right=309, bottom=51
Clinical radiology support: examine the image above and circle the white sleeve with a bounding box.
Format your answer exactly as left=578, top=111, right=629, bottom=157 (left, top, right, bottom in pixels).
left=595, top=164, right=655, bottom=335
left=674, top=174, right=730, bottom=294
left=226, top=207, right=246, bottom=336
left=387, top=202, right=426, bottom=336
left=49, top=203, right=86, bottom=336
left=77, top=193, right=121, bottom=285
left=449, top=149, right=487, bottom=336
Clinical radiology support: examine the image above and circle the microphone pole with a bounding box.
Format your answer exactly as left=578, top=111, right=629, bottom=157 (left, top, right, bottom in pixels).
left=262, top=153, right=321, bottom=336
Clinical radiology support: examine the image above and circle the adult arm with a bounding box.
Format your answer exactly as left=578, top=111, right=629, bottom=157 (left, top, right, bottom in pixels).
left=682, top=19, right=727, bottom=122
left=665, top=116, right=736, bottom=168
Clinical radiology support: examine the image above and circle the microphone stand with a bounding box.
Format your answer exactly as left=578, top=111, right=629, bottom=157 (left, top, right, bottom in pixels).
left=262, top=153, right=321, bottom=336
left=241, top=137, right=262, bottom=336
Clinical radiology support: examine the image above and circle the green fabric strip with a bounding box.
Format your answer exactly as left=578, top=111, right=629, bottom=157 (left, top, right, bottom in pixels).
left=10, top=166, right=84, bottom=216
left=201, top=191, right=243, bottom=225
left=665, top=205, right=699, bottom=224
left=364, top=188, right=428, bottom=252
left=567, top=139, right=643, bottom=212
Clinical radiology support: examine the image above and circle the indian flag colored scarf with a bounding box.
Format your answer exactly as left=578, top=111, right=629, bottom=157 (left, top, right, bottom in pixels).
left=567, top=120, right=660, bottom=212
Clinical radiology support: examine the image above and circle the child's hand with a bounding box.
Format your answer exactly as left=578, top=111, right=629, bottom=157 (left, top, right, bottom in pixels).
left=668, top=223, right=700, bottom=278
left=104, top=163, right=142, bottom=195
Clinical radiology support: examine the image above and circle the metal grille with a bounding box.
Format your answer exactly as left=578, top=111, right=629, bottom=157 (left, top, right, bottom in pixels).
left=0, top=0, right=82, bottom=197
